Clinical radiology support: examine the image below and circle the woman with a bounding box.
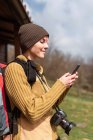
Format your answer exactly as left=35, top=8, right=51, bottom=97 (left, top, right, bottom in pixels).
left=5, top=23, right=78, bottom=140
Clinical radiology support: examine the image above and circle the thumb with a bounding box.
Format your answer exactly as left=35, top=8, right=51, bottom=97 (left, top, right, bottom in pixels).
left=64, top=72, right=71, bottom=77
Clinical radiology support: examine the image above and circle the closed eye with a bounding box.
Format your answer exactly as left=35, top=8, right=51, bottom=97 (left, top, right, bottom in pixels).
left=40, top=38, right=45, bottom=44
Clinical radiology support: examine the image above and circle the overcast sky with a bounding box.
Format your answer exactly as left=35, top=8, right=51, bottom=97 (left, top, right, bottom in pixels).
left=24, top=0, right=93, bottom=60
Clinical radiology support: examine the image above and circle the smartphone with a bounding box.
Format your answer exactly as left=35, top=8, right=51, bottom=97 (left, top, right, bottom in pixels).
left=71, top=64, right=80, bottom=74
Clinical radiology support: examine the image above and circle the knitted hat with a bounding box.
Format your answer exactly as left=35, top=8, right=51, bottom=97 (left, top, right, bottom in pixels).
left=18, top=23, right=49, bottom=53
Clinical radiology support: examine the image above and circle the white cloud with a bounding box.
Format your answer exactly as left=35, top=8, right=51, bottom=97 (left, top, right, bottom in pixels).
left=34, top=0, right=46, bottom=3
left=24, top=0, right=93, bottom=60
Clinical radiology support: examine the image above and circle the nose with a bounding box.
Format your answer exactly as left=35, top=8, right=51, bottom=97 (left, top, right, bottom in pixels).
left=44, top=43, right=49, bottom=49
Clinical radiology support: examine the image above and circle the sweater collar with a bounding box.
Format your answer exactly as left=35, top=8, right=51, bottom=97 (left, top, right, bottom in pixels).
left=16, top=55, right=44, bottom=74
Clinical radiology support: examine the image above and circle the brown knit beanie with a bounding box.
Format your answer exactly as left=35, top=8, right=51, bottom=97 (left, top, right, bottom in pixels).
left=18, top=23, right=49, bottom=53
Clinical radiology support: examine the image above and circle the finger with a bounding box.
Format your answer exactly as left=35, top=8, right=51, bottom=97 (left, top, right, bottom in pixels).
left=64, top=72, right=71, bottom=77
left=75, top=72, right=78, bottom=75
left=69, top=79, right=75, bottom=85
left=70, top=74, right=78, bottom=79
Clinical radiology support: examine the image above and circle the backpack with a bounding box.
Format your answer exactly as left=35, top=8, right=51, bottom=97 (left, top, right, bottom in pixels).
left=0, top=63, right=10, bottom=136
left=0, top=63, right=18, bottom=138
left=0, top=58, right=38, bottom=137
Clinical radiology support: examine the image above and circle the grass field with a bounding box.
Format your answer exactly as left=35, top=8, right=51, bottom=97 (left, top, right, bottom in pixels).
left=57, top=91, right=93, bottom=140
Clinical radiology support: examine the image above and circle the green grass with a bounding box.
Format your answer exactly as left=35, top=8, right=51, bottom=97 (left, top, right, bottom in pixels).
left=57, top=93, right=93, bottom=140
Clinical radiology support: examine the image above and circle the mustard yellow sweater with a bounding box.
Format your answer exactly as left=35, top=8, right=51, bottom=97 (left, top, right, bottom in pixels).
left=5, top=55, right=67, bottom=140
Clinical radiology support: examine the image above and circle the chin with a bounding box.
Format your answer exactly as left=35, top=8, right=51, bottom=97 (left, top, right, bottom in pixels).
left=40, top=56, right=45, bottom=59
left=38, top=55, right=45, bottom=59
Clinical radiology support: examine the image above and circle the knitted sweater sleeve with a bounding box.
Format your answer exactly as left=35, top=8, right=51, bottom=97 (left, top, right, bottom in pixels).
left=5, top=63, right=66, bottom=122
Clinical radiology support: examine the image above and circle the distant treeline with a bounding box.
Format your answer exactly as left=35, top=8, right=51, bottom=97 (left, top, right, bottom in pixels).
left=38, top=46, right=93, bottom=92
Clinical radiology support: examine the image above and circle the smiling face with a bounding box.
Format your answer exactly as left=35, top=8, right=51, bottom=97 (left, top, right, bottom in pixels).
left=27, top=36, right=49, bottom=60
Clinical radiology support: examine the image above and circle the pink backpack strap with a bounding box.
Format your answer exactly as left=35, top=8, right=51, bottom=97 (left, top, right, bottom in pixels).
left=0, top=63, right=7, bottom=68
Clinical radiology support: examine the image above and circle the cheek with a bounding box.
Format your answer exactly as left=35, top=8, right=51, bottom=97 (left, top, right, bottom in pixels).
left=30, top=47, right=40, bottom=55
left=30, top=43, right=43, bottom=54
left=30, top=47, right=37, bottom=53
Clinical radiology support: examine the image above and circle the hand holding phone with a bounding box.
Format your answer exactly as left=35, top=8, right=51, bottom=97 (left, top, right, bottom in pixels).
left=71, top=64, right=80, bottom=75
left=59, top=65, right=80, bottom=88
